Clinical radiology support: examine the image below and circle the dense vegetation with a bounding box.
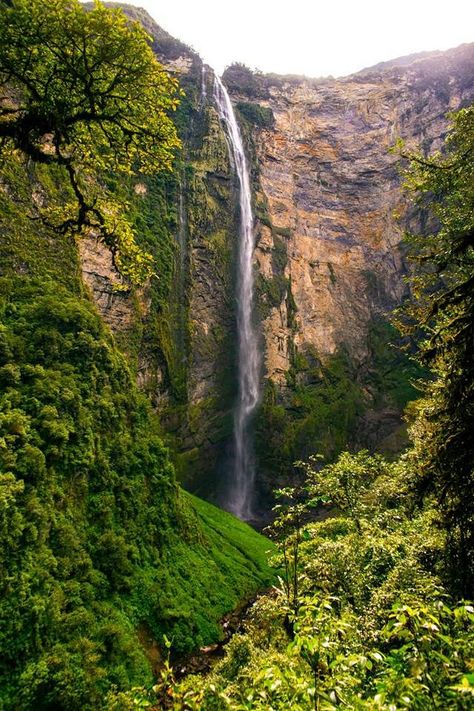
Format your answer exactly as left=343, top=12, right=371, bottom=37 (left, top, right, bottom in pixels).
left=255, top=324, right=424, bottom=505
left=0, top=276, right=274, bottom=709
left=118, top=108, right=474, bottom=708
left=156, top=453, right=473, bottom=710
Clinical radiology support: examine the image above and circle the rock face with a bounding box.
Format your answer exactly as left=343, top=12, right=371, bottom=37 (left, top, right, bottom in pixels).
left=79, top=9, right=239, bottom=495
left=225, top=45, right=474, bottom=380
left=77, top=10, right=474, bottom=508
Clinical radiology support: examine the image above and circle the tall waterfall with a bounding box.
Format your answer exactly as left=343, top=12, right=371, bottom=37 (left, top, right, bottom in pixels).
left=214, top=76, right=260, bottom=521
left=201, top=65, right=207, bottom=105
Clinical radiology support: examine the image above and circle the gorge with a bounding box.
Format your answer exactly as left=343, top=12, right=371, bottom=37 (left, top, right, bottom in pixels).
left=1, top=1, right=473, bottom=707
left=78, top=6, right=474, bottom=516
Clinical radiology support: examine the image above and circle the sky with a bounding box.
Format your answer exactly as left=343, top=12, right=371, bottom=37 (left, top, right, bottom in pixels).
left=122, top=0, right=474, bottom=78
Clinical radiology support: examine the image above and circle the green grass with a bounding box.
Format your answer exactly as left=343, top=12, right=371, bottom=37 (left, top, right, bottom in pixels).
left=147, top=493, right=276, bottom=656
left=190, top=493, right=275, bottom=587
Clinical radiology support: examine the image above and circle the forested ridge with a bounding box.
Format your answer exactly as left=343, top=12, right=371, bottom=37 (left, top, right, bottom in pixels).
left=0, top=1, right=473, bottom=709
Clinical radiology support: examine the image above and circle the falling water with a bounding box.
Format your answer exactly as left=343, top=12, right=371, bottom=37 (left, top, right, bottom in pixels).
left=214, top=76, right=260, bottom=520
left=201, top=65, right=207, bottom=105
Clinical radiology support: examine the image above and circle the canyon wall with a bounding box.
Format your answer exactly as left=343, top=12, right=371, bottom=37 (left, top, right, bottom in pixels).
left=223, top=45, right=474, bottom=499
left=226, top=46, right=474, bottom=373
left=78, top=6, right=474, bottom=507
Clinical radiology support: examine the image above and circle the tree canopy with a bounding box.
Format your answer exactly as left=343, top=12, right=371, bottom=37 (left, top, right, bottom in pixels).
left=0, top=0, right=181, bottom=281
left=400, top=106, right=474, bottom=595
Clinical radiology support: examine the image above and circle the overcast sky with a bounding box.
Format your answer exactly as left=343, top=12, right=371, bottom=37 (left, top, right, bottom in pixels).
left=122, top=0, right=474, bottom=78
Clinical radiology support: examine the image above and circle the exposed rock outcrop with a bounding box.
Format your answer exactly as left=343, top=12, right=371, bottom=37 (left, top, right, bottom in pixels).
left=225, top=44, right=474, bottom=379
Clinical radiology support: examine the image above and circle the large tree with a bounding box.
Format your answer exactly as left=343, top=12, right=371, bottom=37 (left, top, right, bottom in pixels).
left=401, top=106, right=474, bottom=595
left=0, top=0, right=181, bottom=281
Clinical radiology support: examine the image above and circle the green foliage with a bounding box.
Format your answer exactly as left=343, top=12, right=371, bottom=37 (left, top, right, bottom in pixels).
left=255, top=317, right=427, bottom=503
left=162, top=454, right=473, bottom=710
left=256, top=234, right=290, bottom=314
left=0, top=152, right=82, bottom=289
left=222, top=63, right=268, bottom=99
left=303, top=450, right=387, bottom=533
left=133, top=493, right=275, bottom=657
left=0, top=0, right=181, bottom=282
left=0, top=278, right=275, bottom=709
left=0, top=277, right=175, bottom=708
left=256, top=350, right=365, bottom=495
left=266, top=484, right=308, bottom=619
left=398, top=106, right=474, bottom=594
left=366, top=318, right=426, bottom=409
left=236, top=102, right=275, bottom=129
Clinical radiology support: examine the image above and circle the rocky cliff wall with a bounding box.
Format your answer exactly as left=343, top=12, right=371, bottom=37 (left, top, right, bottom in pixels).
left=226, top=44, right=474, bottom=376
left=223, top=46, right=474, bottom=502
left=78, top=7, right=474, bottom=507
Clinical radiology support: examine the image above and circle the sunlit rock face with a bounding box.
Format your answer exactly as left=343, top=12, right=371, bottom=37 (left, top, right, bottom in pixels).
left=78, top=7, right=474, bottom=503
left=225, top=44, right=474, bottom=382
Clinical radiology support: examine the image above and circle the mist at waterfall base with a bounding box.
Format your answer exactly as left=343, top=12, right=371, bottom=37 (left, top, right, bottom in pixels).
left=213, top=76, right=261, bottom=522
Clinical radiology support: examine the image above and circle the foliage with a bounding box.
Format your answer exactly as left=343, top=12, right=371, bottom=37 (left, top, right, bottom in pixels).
left=255, top=316, right=428, bottom=507
left=236, top=102, right=275, bottom=129
left=0, top=0, right=181, bottom=281
left=303, top=450, right=392, bottom=533
left=162, top=452, right=473, bottom=710
left=397, top=106, right=474, bottom=595
left=255, top=350, right=365, bottom=498
left=0, top=278, right=275, bottom=709
left=266, top=484, right=310, bottom=620
left=222, top=63, right=268, bottom=100
left=366, top=318, right=426, bottom=410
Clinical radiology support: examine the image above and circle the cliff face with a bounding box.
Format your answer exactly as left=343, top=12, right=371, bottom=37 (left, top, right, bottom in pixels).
left=223, top=46, right=474, bottom=500
left=77, top=9, right=474, bottom=506
left=226, top=45, right=474, bottom=377
left=78, top=9, right=239, bottom=495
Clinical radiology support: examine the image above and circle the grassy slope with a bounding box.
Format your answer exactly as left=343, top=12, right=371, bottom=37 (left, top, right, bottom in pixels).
left=157, top=493, right=275, bottom=654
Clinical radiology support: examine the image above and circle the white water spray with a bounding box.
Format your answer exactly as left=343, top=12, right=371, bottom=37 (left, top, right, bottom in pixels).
left=214, top=76, right=260, bottom=520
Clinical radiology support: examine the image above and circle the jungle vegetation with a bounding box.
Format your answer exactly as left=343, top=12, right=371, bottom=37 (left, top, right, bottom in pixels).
left=117, top=108, right=474, bottom=710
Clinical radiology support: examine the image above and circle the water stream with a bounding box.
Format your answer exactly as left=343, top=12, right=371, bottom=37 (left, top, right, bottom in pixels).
left=213, top=76, right=260, bottom=520
left=201, top=65, right=207, bottom=105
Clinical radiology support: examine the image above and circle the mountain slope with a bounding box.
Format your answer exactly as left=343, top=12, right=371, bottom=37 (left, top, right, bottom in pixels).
left=0, top=121, right=274, bottom=711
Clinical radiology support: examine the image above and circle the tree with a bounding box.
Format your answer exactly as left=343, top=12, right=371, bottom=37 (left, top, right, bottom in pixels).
left=399, top=106, right=474, bottom=596
left=0, top=0, right=181, bottom=282
left=267, top=485, right=308, bottom=625
left=302, top=451, right=388, bottom=534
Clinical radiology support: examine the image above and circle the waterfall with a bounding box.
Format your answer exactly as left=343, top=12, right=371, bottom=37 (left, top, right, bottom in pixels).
left=201, top=65, right=207, bottom=105
left=214, top=76, right=260, bottom=521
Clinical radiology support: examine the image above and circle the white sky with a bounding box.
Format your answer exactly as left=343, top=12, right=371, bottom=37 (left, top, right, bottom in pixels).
left=123, top=0, right=474, bottom=78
